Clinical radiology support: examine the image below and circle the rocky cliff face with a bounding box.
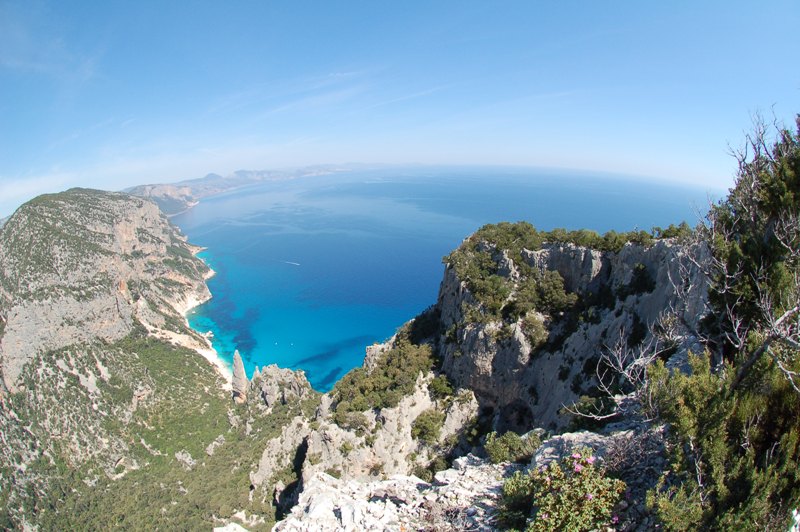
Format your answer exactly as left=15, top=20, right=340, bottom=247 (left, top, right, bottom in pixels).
left=0, top=189, right=250, bottom=529
left=247, top=346, right=479, bottom=521
left=0, top=199, right=712, bottom=530
left=0, top=188, right=213, bottom=392
left=438, top=239, right=708, bottom=431
left=257, top=229, right=710, bottom=531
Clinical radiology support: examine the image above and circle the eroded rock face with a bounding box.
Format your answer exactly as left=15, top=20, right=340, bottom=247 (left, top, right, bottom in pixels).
left=274, top=454, right=519, bottom=532
left=232, top=350, right=248, bottom=403
left=0, top=188, right=212, bottom=391
left=0, top=188, right=228, bottom=528
left=437, top=240, right=709, bottom=431
left=254, top=364, right=312, bottom=409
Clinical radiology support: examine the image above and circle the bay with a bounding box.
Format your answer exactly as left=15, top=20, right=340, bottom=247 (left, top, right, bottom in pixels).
left=172, top=166, right=715, bottom=391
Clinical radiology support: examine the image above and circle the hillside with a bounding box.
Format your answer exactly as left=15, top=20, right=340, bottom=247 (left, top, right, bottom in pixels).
left=0, top=189, right=319, bottom=530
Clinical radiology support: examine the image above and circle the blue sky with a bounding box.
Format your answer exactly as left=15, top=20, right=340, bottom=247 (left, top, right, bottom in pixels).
left=1, top=0, right=798, bottom=216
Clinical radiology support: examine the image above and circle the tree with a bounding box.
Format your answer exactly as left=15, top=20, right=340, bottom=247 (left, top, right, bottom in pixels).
left=700, top=115, right=800, bottom=391
left=647, top=115, right=800, bottom=529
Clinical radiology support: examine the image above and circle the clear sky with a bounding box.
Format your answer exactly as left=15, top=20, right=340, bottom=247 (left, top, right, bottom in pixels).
left=1, top=0, right=798, bottom=217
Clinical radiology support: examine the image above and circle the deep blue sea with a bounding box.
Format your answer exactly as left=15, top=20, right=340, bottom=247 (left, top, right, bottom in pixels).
left=172, top=166, right=715, bottom=391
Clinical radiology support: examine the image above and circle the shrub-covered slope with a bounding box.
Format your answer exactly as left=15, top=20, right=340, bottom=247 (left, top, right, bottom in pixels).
left=0, top=189, right=318, bottom=530
left=437, top=222, right=707, bottom=432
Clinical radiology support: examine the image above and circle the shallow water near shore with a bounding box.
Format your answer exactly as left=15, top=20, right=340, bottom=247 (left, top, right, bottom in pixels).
left=172, top=166, right=713, bottom=391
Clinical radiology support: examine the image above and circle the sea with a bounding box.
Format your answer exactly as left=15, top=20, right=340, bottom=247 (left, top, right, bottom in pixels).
left=172, top=166, right=716, bottom=391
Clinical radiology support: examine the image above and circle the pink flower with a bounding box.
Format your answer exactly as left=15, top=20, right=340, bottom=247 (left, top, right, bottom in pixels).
left=574, top=464, right=583, bottom=472
left=586, top=455, right=596, bottom=464
left=571, top=452, right=581, bottom=459
left=612, top=515, right=620, bottom=524
left=585, top=493, right=594, bottom=500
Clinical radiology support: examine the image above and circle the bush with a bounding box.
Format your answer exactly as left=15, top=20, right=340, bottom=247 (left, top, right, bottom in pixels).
left=484, top=431, right=541, bottom=464
left=331, top=335, right=435, bottom=425
left=411, top=409, right=445, bottom=444
left=428, top=375, right=454, bottom=400
left=646, top=353, right=800, bottom=530
left=500, top=449, right=626, bottom=531
left=522, top=314, right=548, bottom=348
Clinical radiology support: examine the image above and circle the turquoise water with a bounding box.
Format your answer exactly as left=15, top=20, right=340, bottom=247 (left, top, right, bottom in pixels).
left=172, top=166, right=714, bottom=391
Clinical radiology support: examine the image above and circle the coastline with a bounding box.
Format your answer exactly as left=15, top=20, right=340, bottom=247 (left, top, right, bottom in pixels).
left=166, top=200, right=199, bottom=219
left=167, top=255, right=234, bottom=390
left=180, top=269, right=234, bottom=389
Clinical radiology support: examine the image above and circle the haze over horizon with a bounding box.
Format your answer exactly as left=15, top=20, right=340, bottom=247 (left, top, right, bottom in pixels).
left=1, top=0, right=798, bottom=217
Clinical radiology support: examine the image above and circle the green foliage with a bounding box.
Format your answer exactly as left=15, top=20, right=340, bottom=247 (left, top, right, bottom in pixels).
left=646, top=353, right=800, bottom=530
left=406, top=305, right=442, bottom=344
left=500, top=449, right=625, bottom=531
left=642, top=118, right=800, bottom=530
left=547, top=227, right=655, bottom=252
left=618, top=263, right=656, bottom=298
left=536, top=270, right=578, bottom=313
left=412, top=408, right=445, bottom=444
left=707, top=118, right=800, bottom=337
left=652, top=221, right=694, bottom=240
left=331, top=334, right=435, bottom=423
left=521, top=314, right=548, bottom=348
left=11, top=335, right=306, bottom=531
left=564, top=395, right=618, bottom=431
left=428, top=374, right=454, bottom=400
left=484, top=431, right=541, bottom=464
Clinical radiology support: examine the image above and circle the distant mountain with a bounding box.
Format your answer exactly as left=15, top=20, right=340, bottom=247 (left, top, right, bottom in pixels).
left=126, top=164, right=360, bottom=216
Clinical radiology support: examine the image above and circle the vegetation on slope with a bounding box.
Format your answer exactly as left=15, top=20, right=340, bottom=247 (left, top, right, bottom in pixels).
left=0, top=189, right=319, bottom=530
left=330, top=313, right=442, bottom=426
left=0, top=332, right=318, bottom=530
left=443, top=222, right=678, bottom=326
left=644, top=118, right=800, bottom=529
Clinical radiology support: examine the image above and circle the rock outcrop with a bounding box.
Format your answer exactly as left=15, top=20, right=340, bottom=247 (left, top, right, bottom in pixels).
left=254, top=364, right=312, bottom=409
left=437, top=239, right=709, bottom=431
left=232, top=350, right=248, bottom=403
left=262, top=231, right=711, bottom=530
left=274, top=454, right=520, bottom=531
left=0, top=189, right=237, bottom=528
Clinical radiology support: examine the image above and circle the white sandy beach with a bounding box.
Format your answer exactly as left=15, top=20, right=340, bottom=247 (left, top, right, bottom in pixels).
left=167, top=266, right=234, bottom=390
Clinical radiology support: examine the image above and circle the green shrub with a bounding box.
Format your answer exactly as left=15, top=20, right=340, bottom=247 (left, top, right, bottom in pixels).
left=646, top=354, right=800, bottom=530
left=500, top=449, right=625, bottom=531
left=484, top=431, right=541, bottom=464
left=521, top=314, right=548, bottom=348
left=620, top=263, right=655, bottom=297
left=428, top=374, right=454, bottom=400
left=652, top=221, right=693, bottom=240
left=412, top=464, right=433, bottom=482
left=331, top=334, right=435, bottom=425
left=411, top=409, right=445, bottom=444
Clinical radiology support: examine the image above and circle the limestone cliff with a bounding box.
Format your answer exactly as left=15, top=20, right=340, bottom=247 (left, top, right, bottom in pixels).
left=0, top=188, right=215, bottom=392
left=266, top=226, right=710, bottom=530
left=437, top=238, right=708, bottom=431
left=0, top=189, right=253, bottom=529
